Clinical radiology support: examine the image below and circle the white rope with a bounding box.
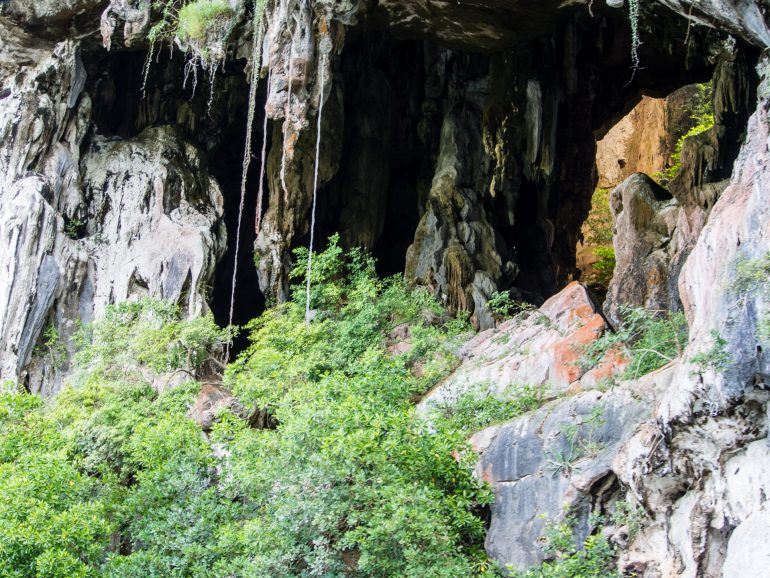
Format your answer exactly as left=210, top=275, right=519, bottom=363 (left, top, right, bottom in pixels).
left=305, top=49, right=328, bottom=324
left=225, top=17, right=264, bottom=362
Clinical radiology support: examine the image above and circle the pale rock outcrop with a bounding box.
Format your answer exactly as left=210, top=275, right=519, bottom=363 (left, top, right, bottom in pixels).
left=0, top=19, right=227, bottom=394
left=474, top=367, right=670, bottom=570
left=80, top=126, right=226, bottom=320
left=419, top=282, right=628, bottom=416
left=406, top=107, right=506, bottom=329
left=595, top=96, right=671, bottom=190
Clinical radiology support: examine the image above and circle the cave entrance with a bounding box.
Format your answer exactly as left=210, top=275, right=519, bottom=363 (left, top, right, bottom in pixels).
left=305, top=33, right=428, bottom=279
left=85, top=46, right=269, bottom=356
left=209, top=89, right=269, bottom=357
left=577, top=84, right=712, bottom=301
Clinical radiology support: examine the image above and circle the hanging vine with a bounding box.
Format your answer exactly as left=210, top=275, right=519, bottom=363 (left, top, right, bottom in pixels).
left=305, top=34, right=331, bottom=323
left=629, top=0, right=641, bottom=75
left=225, top=0, right=270, bottom=360
left=141, top=0, right=243, bottom=98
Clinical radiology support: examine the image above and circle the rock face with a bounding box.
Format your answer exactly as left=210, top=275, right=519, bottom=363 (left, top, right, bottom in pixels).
left=80, top=127, right=226, bottom=319
left=0, top=20, right=227, bottom=395
left=419, top=282, right=627, bottom=415
left=604, top=174, right=680, bottom=323
left=3, top=0, right=770, bottom=576
left=475, top=377, right=662, bottom=570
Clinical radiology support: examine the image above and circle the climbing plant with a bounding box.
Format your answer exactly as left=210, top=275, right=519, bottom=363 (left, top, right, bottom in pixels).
left=629, top=0, right=641, bottom=74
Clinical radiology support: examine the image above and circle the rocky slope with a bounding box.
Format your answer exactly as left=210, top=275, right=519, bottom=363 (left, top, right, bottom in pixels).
left=1, top=0, right=770, bottom=575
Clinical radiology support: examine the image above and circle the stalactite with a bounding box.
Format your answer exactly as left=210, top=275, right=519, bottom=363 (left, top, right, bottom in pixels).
left=305, top=32, right=332, bottom=324
left=225, top=9, right=266, bottom=361
left=280, top=54, right=294, bottom=197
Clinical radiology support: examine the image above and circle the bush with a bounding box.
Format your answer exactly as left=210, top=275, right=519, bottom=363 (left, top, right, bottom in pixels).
left=177, top=0, right=235, bottom=43
left=431, top=384, right=547, bottom=436
left=510, top=517, right=617, bottom=578
left=220, top=238, right=495, bottom=576
left=74, top=298, right=231, bottom=380
left=0, top=239, right=500, bottom=577
left=653, top=82, right=715, bottom=185
left=580, top=306, right=688, bottom=379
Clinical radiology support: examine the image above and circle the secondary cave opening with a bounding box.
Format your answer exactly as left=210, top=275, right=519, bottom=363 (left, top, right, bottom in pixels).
left=300, top=32, right=429, bottom=279
left=85, top=46, right=269, bottom=355
left=208, top=89, right=269, bottom=357
left=576, top=49, right=758, bottom=308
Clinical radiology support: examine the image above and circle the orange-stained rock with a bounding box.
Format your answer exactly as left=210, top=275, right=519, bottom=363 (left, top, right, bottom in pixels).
left=548, top=313, right=606, bottom=387
left=580, top=346, right=630, bottom=389
left=189, top=383, right=246, bottom=431
left=540, top=281, right=598, bottom=330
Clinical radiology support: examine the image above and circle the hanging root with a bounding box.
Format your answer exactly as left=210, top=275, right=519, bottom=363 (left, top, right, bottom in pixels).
left=225, top=10, right=266, bottom=361
left=305, top=36, right=331, bottom=324
left=628, top=0, right=641, bottom=80
left=255, top=69, right=272, bottom=235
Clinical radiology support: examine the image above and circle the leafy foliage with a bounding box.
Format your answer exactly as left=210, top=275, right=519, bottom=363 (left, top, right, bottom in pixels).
left=510, top=517, right=617, bottom=578
left=486, top=291, right=536, bottom=323
left=0, top=240, right=501, bottom=577
left=177, top=0, right=235, bottom=44
left=35, top=324, right=68, bottom=370
left=654, top=82, right=715, bottom=185
left=580, top=306, right=688, bottom=379
left=221, top=237, right=495, bottom=576
left=431, top=383, right=547, bottom=436
left=580, top=188, right=615, bottom=290
left=689, top=331, right=730, bottom=375
left=73, top=298, right=231, bottom=380
left=591, top=246, right=616, bottom=289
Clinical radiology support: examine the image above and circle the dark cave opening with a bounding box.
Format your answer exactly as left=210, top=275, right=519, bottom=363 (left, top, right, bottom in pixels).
left=302, top=33, right=429, bottom=279
left=82, top=7, right=759, bottom=341
left=85, top=47, right=268, bottom=356
left=208, top=94, right=269, bottom=357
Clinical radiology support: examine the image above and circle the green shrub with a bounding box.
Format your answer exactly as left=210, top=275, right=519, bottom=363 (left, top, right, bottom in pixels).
left=580, top=306, right=688, bottom=379
left=581, top=189, right=615, bottom=289
left=74, top=298, right=231, bottom=380
left=689, top=331, right=730, bottom=375
left=653, top=82, right=715, bottom=185
left=177, top=0, right=235, bottom=43
left=510, top=517, right=617, bottom=578
left=219, top=239, right=495, bottom=575
left=583, top=189, right=613, bottom=247
left=432, top=384, right=547, bottom=436
left=0, top=239, right=500, bottom=577
left=487, top=291, right=517, bottom=320
left=591, top=246, right=616, bottom=288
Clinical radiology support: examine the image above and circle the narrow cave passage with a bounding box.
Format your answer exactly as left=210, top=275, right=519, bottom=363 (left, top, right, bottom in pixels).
left=85, top=47, right=269, bottom=355
left=295, top=34, right=430, bottom=279
left=209, top=92, right=269, bottom=356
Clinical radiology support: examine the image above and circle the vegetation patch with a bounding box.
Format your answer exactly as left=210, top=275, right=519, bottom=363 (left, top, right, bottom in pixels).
left=431, top=383, right=547, bottom=436
left=579, top=188, right=615, bottom=292
left=580, top=306, right=688, bottom=380
left=0, top=239, right=505, bottom=577
left=653, top=82, right=715, bottom=186
left=510, top=515, right=617, bottom=578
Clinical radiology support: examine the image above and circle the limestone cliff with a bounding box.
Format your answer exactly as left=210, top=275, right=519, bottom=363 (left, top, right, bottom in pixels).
left=1, top=0, right=770, bottom=575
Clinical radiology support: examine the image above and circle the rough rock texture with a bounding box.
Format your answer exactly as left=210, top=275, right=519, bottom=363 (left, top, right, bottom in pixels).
left=80, top=127, right=226, bottom=319
left=604, top=174, right=680, bottom=323
left=0, top=20, right=227, bottom=395
left=422, top=18, right=770, bottom=571
left=596, top=97, right=671, bottom=190
left=473, top=369, right=668, bottom=570
left=419, top=282, right=628, bottom=415
left=3, top=0, right=770, bottom=575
